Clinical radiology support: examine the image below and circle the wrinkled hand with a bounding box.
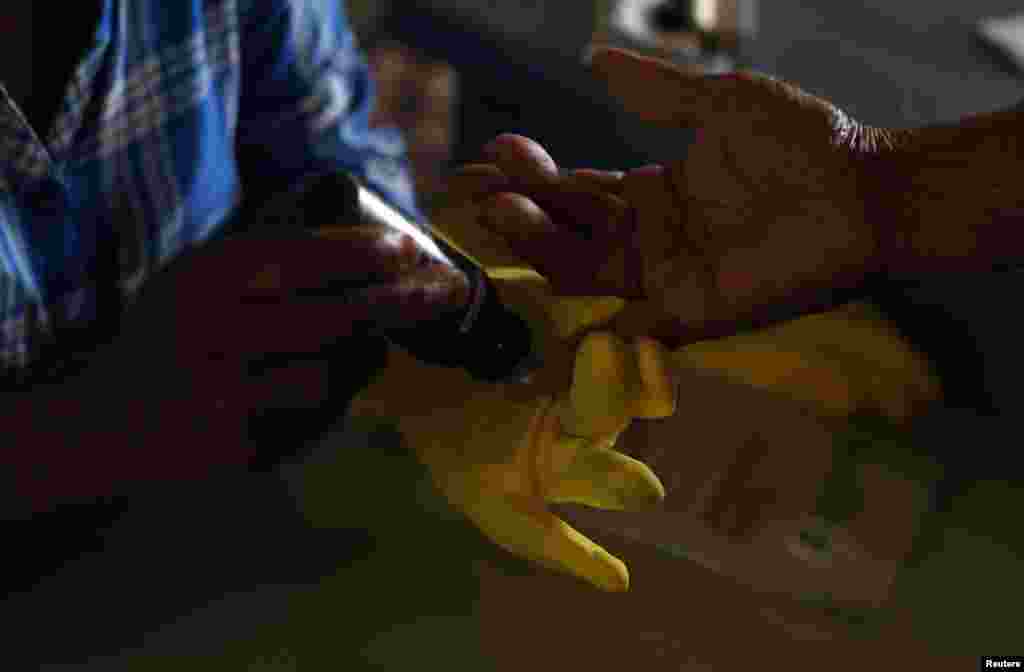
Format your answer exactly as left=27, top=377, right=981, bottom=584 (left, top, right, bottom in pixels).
left=68, top=219, right=470, bottom=497
left=347, top=271, right=676, bottom=592
left=479, top=47, right=898, bottom=348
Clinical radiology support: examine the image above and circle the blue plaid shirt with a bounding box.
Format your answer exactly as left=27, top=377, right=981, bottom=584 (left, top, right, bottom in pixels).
left=0, top=0, right=421, bottom=383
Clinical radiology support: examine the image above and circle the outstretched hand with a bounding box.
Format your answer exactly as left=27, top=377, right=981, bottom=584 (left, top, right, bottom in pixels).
left=477, top=47, right=899, bottom=348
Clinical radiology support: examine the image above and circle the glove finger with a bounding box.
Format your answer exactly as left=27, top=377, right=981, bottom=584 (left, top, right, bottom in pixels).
left=562, top=332, right=636, bottom=437
left=631, top=336, right=678, bottom=418
left=547, top=447, right=665, bottom=512
left=466, top=494, right=630, bottom=592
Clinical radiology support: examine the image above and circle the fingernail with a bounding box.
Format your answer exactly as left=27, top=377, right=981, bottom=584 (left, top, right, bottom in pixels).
left=382, top=233, right=420, bottom=277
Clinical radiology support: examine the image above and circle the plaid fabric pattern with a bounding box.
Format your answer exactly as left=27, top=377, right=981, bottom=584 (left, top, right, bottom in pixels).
left=0, top=0, right=421, bottom=385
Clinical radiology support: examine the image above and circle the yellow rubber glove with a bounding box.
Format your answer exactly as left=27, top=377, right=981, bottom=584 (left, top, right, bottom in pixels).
left=676, top=301, right=941, bottom=423
left=347, top=268, right=676, bottom=592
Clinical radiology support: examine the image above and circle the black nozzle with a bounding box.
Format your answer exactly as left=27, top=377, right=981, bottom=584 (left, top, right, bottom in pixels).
left=458, top=274, right=541, bottom=382
left=330, top=172, right=540, bottom=383
left=386, top=267, right=541, bottom=384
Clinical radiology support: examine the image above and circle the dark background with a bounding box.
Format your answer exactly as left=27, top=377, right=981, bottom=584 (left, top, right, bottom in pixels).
left=5, top=1, right=1024, bottom=668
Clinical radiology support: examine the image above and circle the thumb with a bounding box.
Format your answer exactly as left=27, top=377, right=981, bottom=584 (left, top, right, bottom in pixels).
left=586, top=46, right=715, bottom=127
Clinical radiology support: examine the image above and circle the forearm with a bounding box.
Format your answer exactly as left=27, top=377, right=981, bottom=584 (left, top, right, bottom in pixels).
left=874, top=99, right=1024, bottom=278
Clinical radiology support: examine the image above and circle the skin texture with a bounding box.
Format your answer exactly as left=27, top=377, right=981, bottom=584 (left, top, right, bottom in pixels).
left=477, top=49, right=1024, bottom=351
left=476, top=47, right=899, bottom=349
left=861, top=104, right=1024, bottom=278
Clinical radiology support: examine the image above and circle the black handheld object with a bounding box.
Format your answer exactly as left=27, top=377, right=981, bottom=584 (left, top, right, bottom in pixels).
left=241, top=171, right=540, bottom=384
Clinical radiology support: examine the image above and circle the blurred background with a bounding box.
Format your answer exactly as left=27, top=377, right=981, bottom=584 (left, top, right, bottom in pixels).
left=6, top=1, right=1024, bottom=669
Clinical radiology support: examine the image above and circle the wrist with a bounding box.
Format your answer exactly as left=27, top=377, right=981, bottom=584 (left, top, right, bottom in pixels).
left=864, top=105, right=1024, bottom=279
left=853, top=125, right=921, bottom=284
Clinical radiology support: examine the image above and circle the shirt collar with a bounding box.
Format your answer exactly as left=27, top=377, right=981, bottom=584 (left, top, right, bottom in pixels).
left=1, top=0, right=114, bottom=190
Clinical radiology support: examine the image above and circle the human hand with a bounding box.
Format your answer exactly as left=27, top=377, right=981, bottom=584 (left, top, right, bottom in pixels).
left=28, top=158, right=575, bottom=506
left=79, top=219, right=471, bottom=488
left=454, top=135, right=639, bottom=296
left=480, top=47, right=901, bottom=348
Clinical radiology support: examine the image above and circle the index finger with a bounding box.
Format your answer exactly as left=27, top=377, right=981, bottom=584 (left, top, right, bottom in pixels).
left=467, top=495, right=631, bottom=593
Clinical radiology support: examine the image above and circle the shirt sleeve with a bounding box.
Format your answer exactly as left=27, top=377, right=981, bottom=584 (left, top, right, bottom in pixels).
left=234, top=0, right=422, bottom=224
